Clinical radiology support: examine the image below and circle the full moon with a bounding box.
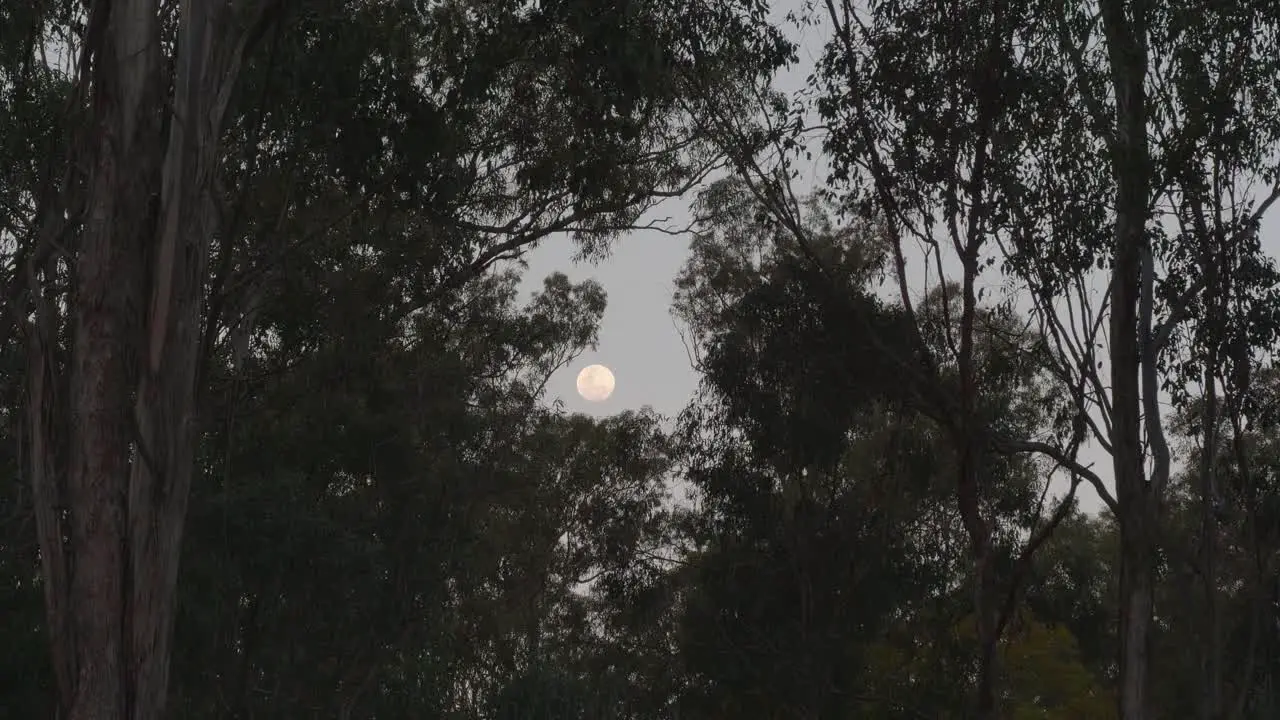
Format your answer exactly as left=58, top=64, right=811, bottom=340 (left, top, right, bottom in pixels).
left=575, top=364, right=615, bottom=402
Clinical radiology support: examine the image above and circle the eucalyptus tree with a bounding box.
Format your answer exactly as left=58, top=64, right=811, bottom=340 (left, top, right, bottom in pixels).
left=167, top=253, right=679, bottom=717
left=994, top=3, right=1280, bottom=716
left=798, top=2, right=1102, bottom=710
left=1156, top=370, right=1280, bottom=718
left=671, top=181, right=961, bottom=718
left=702, top=0, right=1280, bottom=717
left=0, top=0, right=794, bottom=717
left=670, top=178, right=1093, bottom=718
left=687, top=2, right=1093, bottom=713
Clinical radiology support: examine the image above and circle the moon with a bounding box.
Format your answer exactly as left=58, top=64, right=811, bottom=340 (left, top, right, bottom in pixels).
left=575, top=364, right=615, bottom=402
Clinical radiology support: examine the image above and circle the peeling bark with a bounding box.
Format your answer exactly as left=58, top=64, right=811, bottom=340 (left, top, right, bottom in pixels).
left=22, top=1, right=274, bottom=717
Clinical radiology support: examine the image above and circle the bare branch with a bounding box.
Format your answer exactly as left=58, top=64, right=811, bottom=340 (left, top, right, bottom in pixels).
left=989, top=433, right=1119, bottom=514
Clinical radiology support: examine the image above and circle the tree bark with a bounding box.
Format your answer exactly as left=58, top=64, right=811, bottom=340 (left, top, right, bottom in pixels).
left=23, top=1, right=269, bottom=717
left=1115, top=502, right=1154, bottom=719
left=1099, top=0, right=1157, bottom=716
left=958, top=427, right=1004, bottom=720
left=1198, top=371, right=1223, bottom=720
left=65, top=1, right=162, bottom=716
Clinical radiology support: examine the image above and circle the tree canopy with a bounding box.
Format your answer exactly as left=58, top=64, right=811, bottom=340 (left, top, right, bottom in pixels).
left=2, top=0, right=1280, bottom=719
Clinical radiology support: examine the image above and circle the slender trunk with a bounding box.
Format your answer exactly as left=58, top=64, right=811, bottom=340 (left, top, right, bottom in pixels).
left=974, top=541, right=1000, bottom=720
left=1099, top=0, right=1155, bottom=716
left=957, top=6, right=1007, bottom=708
left=1116, top=503, right=1154, bottom=719
left=126, top=0, right=220, bottom=710
left=957, top=438, right=999, bottom=720
left=1198, top=358, right=1222, bottom=720
left=27, top=252, right=75, bottom=710
left=1227, top=410, right=1263, bottom=720
left=959, top=205, right=998, bottom=720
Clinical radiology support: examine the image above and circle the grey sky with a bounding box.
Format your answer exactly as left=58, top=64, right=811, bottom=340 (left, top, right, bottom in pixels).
left=517, top=1, right=828, bottom=423
left=516, top=3, right=1280, bottom=516
left=518, top=224, right=698, bottom=418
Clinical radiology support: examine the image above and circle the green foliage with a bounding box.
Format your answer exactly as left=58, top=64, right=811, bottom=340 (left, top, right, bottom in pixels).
left=171, top=257, right=680, bottom=716
left=3, top=0, right=1280, bottom=717
left=668, top=181, right=1090, bottom=719
left=1, top=0, right=791, bottom=715
left=489, top=665, right=595, bottom=720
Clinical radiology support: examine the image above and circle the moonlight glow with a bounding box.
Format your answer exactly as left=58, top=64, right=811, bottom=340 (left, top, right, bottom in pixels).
left=575, top=364, right=615, bottom=402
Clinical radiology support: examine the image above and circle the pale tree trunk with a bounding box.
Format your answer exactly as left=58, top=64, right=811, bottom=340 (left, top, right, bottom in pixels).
left=1115, top=500, right=1155, bottom=719
left=23, top=1, right=274, bottom=717
left=65, top=3, right=163, bottom=717
left=1198, top=370, right=1223, bottom=720
left=1098, top=0, right=1164, bottom=717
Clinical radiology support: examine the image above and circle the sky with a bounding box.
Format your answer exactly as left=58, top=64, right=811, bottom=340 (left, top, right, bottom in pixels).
left=518, top=224, right=698, bottom=417
left=516, top=2, right=830, bottom=422
left=514, top=3, right=1280, bottom=516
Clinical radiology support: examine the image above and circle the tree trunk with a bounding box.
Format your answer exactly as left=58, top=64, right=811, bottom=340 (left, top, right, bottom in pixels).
left=974, top=546, right=1000, bottom=720
left=64, top=1, right=162, bottom=716
left=1116, top=503, right=1154, bottom=719
left=1199, top=365, right=1223, bottom=720
left=24, top=1, right=268, bottom=717
left=1098, top=0, right=1157, bottom=716
left=957, top=439, right=1000, bottom=720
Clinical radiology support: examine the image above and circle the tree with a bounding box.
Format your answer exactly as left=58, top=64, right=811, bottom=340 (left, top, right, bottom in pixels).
left=735, top=0, right=1280, bottom=716
left=669, top=180, right=1089, bottom=718
left=0, top=0, right=794, bottom=716
left=1155, top=369, right=1280, bottom=717
left=997, top=2, right=1280, bottom=715
left=166, top=251, right=680, bottom=716
left=685, top=0, right=1099, bottom=708
left=670, top=201, right=961, bottom=717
